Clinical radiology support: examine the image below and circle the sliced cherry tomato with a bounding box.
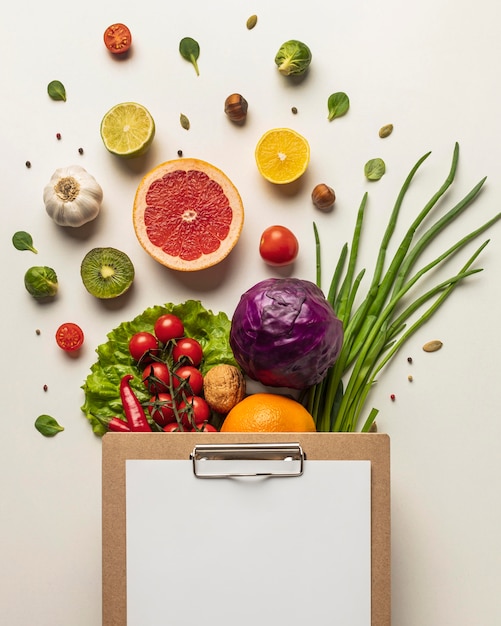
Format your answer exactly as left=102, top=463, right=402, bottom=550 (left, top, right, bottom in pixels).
left=172, top=337, right=203, bottom=366
left=173, top=365, right=204, bottom=396
left=129, top=331, right=159, bottom=362
left=259, top=225, right=299, bottom=266
left=55, top=322, right=84, bottom=352
left=103, top=23, right=132, bottom=55
left=154, top=314, right=185, bottom=344
left=142, top=361, right=171, bottom=393
left=148, top=393, right=176, bottom=427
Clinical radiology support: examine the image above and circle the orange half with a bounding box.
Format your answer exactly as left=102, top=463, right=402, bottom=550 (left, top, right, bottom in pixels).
left=133, top=158, right=244, bottom=271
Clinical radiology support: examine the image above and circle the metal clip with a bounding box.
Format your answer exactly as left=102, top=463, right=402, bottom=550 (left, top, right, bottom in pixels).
left=190, top=443, right=304, bottom=478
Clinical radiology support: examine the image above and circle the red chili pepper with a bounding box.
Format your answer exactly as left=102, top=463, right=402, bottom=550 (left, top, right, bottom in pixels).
left=108, top=417, right=131, bottom=432
left=120, top=374, right=152, bottom=432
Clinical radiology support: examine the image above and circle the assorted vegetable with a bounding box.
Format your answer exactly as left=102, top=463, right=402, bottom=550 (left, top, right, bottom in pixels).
left=307, top=144, right=501, bottom=432
left=55, top=322, right=84, bottom=352
left=274, top=40, right=312, bottom=76
left=229, top=278, right=343, bottom=390
left=43, top=165, right=103, bottom=227
left=47, top=80, right=66, bottom=102
left=103, top=23, right=132, bottom=55
left=364, top=158, right=386, bottom=181
left=259, top=225, right=299, bottom=266
left=24, top=266, right=58, bottom=299
left=12, top=231, right=37, bottom=253
left=81, top=301, right=238, bottom=435
left=179, top=37, right=201, bottom=75
left=35, top=415, right=64, bottom=437
left=327, top=92, right=350, bottom=121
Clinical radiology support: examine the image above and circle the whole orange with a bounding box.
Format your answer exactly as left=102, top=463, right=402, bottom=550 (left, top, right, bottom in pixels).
left=220, top=393, right=316, bottom=432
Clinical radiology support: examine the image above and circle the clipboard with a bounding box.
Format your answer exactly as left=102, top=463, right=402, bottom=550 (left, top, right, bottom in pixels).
left=102, top=432, right=390, bottom=625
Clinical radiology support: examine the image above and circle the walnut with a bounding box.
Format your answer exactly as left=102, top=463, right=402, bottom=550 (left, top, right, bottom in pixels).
left=203, top=364, right=246, bottom=414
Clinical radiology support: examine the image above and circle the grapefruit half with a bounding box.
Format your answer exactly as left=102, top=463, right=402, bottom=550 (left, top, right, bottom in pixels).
left=133, top=159, right=244, bottom=271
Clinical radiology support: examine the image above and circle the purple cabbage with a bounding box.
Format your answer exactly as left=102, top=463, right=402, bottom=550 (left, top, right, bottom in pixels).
left=229, top=278, right=343, bottom=389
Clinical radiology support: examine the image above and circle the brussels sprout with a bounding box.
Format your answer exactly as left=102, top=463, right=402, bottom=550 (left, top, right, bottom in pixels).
left=24, top=266, right=58, bottom=299
left=274, top=40, right=312, bottom=76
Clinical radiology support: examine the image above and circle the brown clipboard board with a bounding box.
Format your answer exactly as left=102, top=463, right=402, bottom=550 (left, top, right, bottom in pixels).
left=102, top=432, right=390, bottom=625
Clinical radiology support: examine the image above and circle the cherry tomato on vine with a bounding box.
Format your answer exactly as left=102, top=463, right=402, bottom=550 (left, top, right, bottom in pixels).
left=163, top=422, right=183, bottom=432
left=148, top=393, right=176, bottom=427
left=142, top=361, right=171, bottom=393
left=259, top=225, right=299, bottom=266
left=174, top=365, right=204, bottom=396
left=55, top=322, right=84, bottom=352
left=129, top=332, right=159, bottom=362
left=154, top=314, right=185, bottom=344
left=178, top=395, right=210, bottom=428
left=193, top=422, right=218, bottom=432
left=172, top=337, right=203, bottom=366
left=103, top=23, right=132, bottom=55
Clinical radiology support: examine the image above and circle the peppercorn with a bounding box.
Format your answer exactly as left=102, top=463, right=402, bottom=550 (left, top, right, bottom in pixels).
left=177, top=149, right=183, bottom=157
left=390, top=394, right=396, bottom=401
left=78, top=147, right=84, bottom=155
left=35, top=329, right=41, bottom=335
left=43, top=384, right=48, bottom=392
left=407, top=356, right=413, bottom=363
left=56, top=133, right=62, bottom=140
left=291, top=106, right=298, bottom=114
left=25, top=161, right=31, bottom=168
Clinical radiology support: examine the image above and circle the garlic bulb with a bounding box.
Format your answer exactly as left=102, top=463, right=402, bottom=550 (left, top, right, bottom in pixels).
left=43, top=165, right=103, bottom=227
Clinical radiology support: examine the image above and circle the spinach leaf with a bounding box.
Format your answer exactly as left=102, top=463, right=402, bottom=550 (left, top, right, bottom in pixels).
left=35, top=415, right=64, bottom=437
left=12, top=231, right=38, bottom=253
left=179, top=37, right=200, bottom=76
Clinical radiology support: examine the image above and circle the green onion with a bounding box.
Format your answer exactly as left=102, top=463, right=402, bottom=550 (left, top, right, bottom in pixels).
left=308, top=143, right=501, bottom=432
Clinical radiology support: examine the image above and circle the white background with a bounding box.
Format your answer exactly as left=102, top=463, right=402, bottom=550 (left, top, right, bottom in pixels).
left=1, top=0, right=500, bottom=624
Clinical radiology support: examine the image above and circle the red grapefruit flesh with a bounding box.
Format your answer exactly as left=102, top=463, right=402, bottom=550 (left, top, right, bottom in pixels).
left=133, top=158, right=244, bottom=271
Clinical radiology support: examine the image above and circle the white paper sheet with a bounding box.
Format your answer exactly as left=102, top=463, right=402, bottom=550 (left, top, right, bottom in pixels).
left=126, top=459, right=371, bottom=625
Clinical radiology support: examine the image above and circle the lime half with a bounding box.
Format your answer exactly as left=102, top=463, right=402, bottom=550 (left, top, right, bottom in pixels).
left=100, top=102, right=155, bottom=158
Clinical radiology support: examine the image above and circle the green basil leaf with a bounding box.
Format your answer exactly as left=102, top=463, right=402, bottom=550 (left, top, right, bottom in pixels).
left=47, top=80, right=67, bottom=102
left=179, top=37, right=200, bottom=76
left=364, top=158, right=386, bottom=181
left=12, top=231, right=38, bottom=253
left=35, top=415, right=64, bottom=437
left=327, top=92, right=350, bottom=121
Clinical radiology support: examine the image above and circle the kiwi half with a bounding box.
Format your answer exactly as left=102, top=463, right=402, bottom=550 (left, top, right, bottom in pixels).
left=80, top=247, right=135, bottom=299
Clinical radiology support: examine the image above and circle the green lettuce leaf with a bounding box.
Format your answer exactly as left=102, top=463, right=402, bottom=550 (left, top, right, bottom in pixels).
left=81, top=300, right=237, bottom=436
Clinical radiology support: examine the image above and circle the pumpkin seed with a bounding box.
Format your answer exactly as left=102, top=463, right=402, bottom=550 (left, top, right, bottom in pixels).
left=422, top=339, right=443, bottom=352
left=379, top=124, right=393, bottom=138
left=246, top=14, right=258, bottom=30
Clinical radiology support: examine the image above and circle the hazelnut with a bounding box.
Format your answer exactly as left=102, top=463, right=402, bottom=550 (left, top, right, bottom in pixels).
left=311, top=183, right=336, bottom=211
left=224, top=93, right=248, bottom=124
left=203, top=364, right=246, bottom=414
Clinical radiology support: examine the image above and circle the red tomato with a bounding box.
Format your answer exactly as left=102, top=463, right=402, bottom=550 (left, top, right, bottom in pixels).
left=178, top=395, right=210, bottom=428
left=172, top=338, right=203, bottom=366
left=174, top=365, right=204, bottom=396
left=194, top=422, right=218, bottom=432
left=55, top=322, right=84, bottom=352
left=103, top=23, right=132, bottom=55
left=142, top=361, right=171, bottom=393
left=259, top=225, right=299, bottom=266
left=129, top=332, right=159, bottom=362
left=154, top=314, right=185, bottom=344
left=163, top=422, right=183, bottom=432
left=148, top=393, right=176, bottom=427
